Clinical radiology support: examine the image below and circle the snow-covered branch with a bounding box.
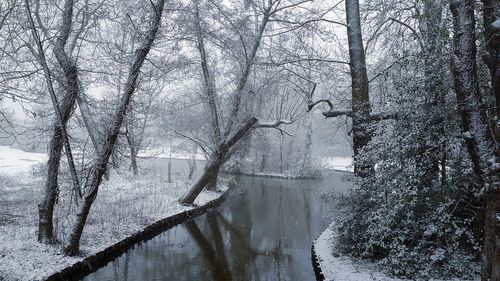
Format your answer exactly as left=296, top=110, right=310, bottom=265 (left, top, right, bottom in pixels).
left=307, top=99, right=397, bottom=121
left=254, top=119, right=293, bottom=128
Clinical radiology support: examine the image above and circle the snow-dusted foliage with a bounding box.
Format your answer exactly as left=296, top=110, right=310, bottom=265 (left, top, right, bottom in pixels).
left=338, top=133, right=481, bottom=278
left=335, top=2, right=483, bottom=277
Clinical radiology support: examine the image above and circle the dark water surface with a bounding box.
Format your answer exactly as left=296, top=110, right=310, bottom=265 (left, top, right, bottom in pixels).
left=83, top=172, right=351, bottom=281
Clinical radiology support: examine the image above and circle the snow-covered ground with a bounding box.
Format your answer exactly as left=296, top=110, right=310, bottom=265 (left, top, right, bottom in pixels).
left=314, top=222, right=479, bottom=281
left=0, top=146, right=46, bottom=176
left=0, top=145, right=228, bottom=281
left=138, top=141, right=206, bottom=160
left=320, top=156, right=353, bottom=172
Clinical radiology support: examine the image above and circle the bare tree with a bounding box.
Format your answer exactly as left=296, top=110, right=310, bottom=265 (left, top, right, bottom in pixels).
left=64, top=0, right=168, bottom=255
left=179, top=0, right=310, bottom=205
left=306, top=0, right=375, bottom=176
left=29, top=0, right=82, bottom=243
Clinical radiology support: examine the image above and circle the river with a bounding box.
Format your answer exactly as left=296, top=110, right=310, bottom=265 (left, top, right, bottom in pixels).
left=82, top=171, right=351, bottom=281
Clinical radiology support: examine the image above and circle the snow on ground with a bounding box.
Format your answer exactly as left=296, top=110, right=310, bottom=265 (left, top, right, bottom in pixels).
left=320, top=156, right=353, bottom=172
left=0, top=170, right=227, bottom=281
left=0, top=146, right=46, bottom=176
left=138, top=142, right=206, bottom=160
left=314, top=222, right=479, bottom=281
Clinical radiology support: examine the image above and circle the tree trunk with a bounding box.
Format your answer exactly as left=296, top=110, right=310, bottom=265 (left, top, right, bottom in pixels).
left=77, top=93, right=110, bottom=181
left=64, top=0, right=166, bottom=255
left=180, top=117, right=257, bottom=205
left=482, top=0, right=500, bottom=117
left=206, top=167, right=219, bottom=191
left=302, top=120, right=313, bottom=171
left=38, top=127, right=64, bottom=243
left=188, top=144, right=197, bottom=180
left=130, top=149, right=138, bottom=176
left=345, top=0, right=373, bottom=176
left=193, top=0, right=222, bottom=146
left=260, top=152, right=267, bottom=172
left=450, top=0, right=488, bottom=182
left=483, top=188, right=500, bottom=281
left=125, top=125, right=138, bottom=176
left=279, top=133, right=284, bottom=173
left=168, top=156, right=172, bottom=183
left=29, top=0, right=80, bottom=243
left=449, top=1, right=499, bottom=279
left=481, top=4, right=500, bottom=277
left=180, top=152, right=225, bottom=205
left=76, top=93, right=100, bottom=157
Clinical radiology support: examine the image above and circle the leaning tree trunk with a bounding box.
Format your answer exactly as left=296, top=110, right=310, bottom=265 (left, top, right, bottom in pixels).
left=450, top=1, right=500, bottom=280
left=180, top=117, right=257, bottom=205
left=64, top=0, right=166, bottom=256
left=345, top=0, right=373, bottom=176
left=190, top=0, right=272, bottom=195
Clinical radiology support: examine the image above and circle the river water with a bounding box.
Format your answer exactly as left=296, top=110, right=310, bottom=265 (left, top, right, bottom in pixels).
left=83, top=171, right=351, bottom=281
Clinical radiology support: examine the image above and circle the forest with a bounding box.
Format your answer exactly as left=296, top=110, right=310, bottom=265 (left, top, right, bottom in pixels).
left=0, top=0, right=498, bottom=280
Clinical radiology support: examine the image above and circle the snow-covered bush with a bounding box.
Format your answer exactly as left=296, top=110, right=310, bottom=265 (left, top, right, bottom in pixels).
left=337, top=121, right=481, bottom=278
left=335, top=15, right=482, bottom=276
left=337, top=95, right=482, bottom=280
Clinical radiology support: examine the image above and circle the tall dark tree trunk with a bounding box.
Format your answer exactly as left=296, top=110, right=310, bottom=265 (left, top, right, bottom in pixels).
left=480, top=1, right=500, bottom=280
left=64, top=0, right=166, bottom=256
left=450, top=1, right=500, bottom=279
left=450, top=0, right=489, bottom=182
left=345, top=0, right=372, bottom=176
left=482, top=0, right=500, bottom=117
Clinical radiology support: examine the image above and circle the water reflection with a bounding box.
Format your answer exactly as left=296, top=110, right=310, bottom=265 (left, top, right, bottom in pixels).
left=83, top=172, right=350, bottom=281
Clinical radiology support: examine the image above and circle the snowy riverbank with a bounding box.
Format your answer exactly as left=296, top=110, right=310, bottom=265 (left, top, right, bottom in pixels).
left=0, top=174, right=228, bottom=281
left=225, top=171, right=323, bottom=180
left=0, top=146, right=230, bottom=281
left=313, top=222, right=480, bottom=281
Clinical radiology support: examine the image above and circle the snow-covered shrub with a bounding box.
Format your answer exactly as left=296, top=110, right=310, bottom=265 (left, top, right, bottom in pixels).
left=336, top=21, right=482, bottom=277
left=337, top=102, right=481, bottom=279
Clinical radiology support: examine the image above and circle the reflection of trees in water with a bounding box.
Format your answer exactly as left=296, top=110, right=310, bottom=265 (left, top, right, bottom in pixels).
left=85, top=174, right=339, bottom=281
left=111, top=251, right=129, bottom=281
left=246, top=179, right=320, bottom=249
left=220, top=178, right=322, bottom=280
left=95, top=227, right=202, bottom=281
left=186, top=209, right=285, bottom=281
left=185, top=219, right=231, bottom=281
